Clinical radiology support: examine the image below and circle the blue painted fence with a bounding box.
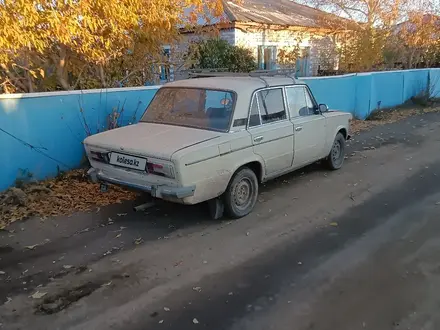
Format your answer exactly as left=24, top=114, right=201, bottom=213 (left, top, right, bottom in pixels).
left=0, top=86, right=159, bottom=190
left=0, top=68, right=439, bottom=191
left=303, top=68, right=439, bottom=120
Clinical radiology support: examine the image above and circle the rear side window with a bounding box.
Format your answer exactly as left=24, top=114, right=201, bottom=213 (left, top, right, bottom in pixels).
left=255, top=88, right=286, bottom=124
left=249, top=95, right=261, bottom=127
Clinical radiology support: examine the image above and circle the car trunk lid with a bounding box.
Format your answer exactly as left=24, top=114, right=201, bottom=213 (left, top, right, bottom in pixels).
left=84, top=122, right=221, bottom=160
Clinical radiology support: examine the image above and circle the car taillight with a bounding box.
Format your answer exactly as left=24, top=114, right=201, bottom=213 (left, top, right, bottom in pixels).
left=146, top=161, right=174, bottom=178
left=90, top=151, right=109, bottom=163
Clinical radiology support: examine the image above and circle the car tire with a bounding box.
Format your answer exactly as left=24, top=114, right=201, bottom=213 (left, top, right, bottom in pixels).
left=224, top=167, right=259, bottom=219
left=326, top=132, right=346, bottom=170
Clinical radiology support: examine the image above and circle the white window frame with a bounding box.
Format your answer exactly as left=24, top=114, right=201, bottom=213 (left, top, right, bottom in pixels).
left=247, top=87, right=290, bottom=129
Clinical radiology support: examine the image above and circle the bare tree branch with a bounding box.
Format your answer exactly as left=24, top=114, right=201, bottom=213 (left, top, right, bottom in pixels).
left=0, top=63, right=28, bottom=92
left=72, top=64, right=88, bottom=90
left=52, top=46, right=72, bottom=90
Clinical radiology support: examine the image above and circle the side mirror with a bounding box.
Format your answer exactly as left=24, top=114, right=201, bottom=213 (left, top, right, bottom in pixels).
left=319, top=104, right=329, bottom=113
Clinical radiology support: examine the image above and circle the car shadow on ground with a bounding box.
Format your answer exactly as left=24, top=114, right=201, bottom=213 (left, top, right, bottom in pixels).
left=259, top=162, right=326, bottom=194
left=143, top=161, right=328, bottom=224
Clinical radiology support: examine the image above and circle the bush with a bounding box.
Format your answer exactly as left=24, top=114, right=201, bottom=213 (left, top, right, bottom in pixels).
left=189, top=39, right=256, bottom=72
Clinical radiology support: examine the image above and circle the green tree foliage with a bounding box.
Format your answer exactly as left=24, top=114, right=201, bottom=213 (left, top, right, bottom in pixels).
left=188, top=39, right=257, bottom=72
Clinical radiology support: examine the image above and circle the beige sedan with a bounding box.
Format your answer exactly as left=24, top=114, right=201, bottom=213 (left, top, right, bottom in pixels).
left=84, top=73, right=352, bottom=219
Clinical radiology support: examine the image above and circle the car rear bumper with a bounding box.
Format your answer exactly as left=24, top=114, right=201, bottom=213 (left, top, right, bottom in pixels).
left=87, top=168, right=196, bottom=200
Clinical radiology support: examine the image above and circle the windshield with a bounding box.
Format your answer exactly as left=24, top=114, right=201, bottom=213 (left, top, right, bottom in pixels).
left=140, top=87, right=236, bottom=132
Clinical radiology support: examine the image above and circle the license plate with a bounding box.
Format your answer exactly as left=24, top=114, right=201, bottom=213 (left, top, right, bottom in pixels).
left=109, top=152, right=147, bottom=170
left=100, top=183, right=108, bottom=192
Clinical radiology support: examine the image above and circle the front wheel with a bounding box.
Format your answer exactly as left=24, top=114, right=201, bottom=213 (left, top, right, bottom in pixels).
left=224, top=167, right=259, bottom=219
left=326, top=132, right=346, bottom=170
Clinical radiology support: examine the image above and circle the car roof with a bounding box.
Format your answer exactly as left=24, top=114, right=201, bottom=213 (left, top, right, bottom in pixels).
left=159, top=75, right=309, bottom=132
left=163, top=76, right=303, bottom=94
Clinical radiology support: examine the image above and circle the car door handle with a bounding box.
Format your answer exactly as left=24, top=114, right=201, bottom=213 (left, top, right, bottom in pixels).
left=253, top=136, right=264, bottom=142
left=295, top=126, right=303, bottom=132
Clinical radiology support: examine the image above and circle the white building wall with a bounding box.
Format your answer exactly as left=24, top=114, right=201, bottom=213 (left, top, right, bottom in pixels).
left=234, top=27, right=338, bottom=76
left=172, top=27, right=339, bottom=77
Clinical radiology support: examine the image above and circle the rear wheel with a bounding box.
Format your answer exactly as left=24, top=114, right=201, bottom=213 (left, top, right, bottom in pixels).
left=326, top=132, right=345, bottom=170
left=224, top=167, right=259, bottom=218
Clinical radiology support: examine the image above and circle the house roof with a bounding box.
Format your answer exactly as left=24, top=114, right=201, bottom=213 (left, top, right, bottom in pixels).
left=393, top=13, right=440, bottom=33
left=222, top=0, right=344, bottom=28
left=395, top=13, right=440, bottom=27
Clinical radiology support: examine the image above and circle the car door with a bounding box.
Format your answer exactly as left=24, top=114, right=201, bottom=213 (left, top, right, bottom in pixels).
left=248, top=87, right=294, bottom=177
left=285, top=85, right=327, bottom=167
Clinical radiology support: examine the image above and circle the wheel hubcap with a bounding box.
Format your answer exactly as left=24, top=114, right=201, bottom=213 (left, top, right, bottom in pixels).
left=233, top=178, right=253, bottom=210
left=332, top=140, right=342, bottom=164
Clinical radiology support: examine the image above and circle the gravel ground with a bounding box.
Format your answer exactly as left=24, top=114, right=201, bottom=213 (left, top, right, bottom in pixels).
left=1, top=111, right=440, bottom=330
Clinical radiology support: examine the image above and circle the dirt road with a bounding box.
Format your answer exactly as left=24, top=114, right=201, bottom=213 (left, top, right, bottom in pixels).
left=1, top=112, right=440, bottom=330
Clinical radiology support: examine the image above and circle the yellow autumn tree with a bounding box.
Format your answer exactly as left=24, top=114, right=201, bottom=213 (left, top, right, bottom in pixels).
left=0, top=0, right=223, bottom=93
left=296, top=0, right=408, bottom=72
left=385, top=11, right=440, bottom=69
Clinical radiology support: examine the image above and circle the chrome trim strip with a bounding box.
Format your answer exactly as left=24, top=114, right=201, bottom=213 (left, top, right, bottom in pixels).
left=252, top=133, right=294, bottom=145
left=185, top=144, right=253, bottom=166
left=173, top=135, right=221, bottom=154
left=185, top=155, right=219, bottom=166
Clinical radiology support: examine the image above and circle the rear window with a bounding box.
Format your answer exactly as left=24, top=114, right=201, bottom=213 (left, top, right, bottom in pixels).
left=140, top=87, right=235, bottom=132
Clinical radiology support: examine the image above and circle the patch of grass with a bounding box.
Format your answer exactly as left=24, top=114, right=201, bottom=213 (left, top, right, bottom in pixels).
left=352, top=103, right=440, bottom=136
left=366, top=100, right=440, bottom=122
left=14, top=169, right=34, bottom=189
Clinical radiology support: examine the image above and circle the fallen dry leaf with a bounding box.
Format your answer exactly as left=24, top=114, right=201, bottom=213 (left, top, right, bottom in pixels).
left=350, top=105, right=440, bottom=135
left=0, top=169, right=138, bottom=230
left=1, top=106, right=438, bottom=231
left=31, top=291, right=47, bottom=299
left=329, top=222, right=339, bottom=227
left=115, top=233, right=122, bottom=238
left=25, top=244, right=38, bottom=250
left=193, top=318, right=199, bottom=324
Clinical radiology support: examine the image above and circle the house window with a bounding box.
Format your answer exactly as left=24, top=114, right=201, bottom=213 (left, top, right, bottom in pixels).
left=295, top=47, right=311, bottom=77
left=258, top=46, right=277, bottom=70
left=160, top=48, right=171, bottom=82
